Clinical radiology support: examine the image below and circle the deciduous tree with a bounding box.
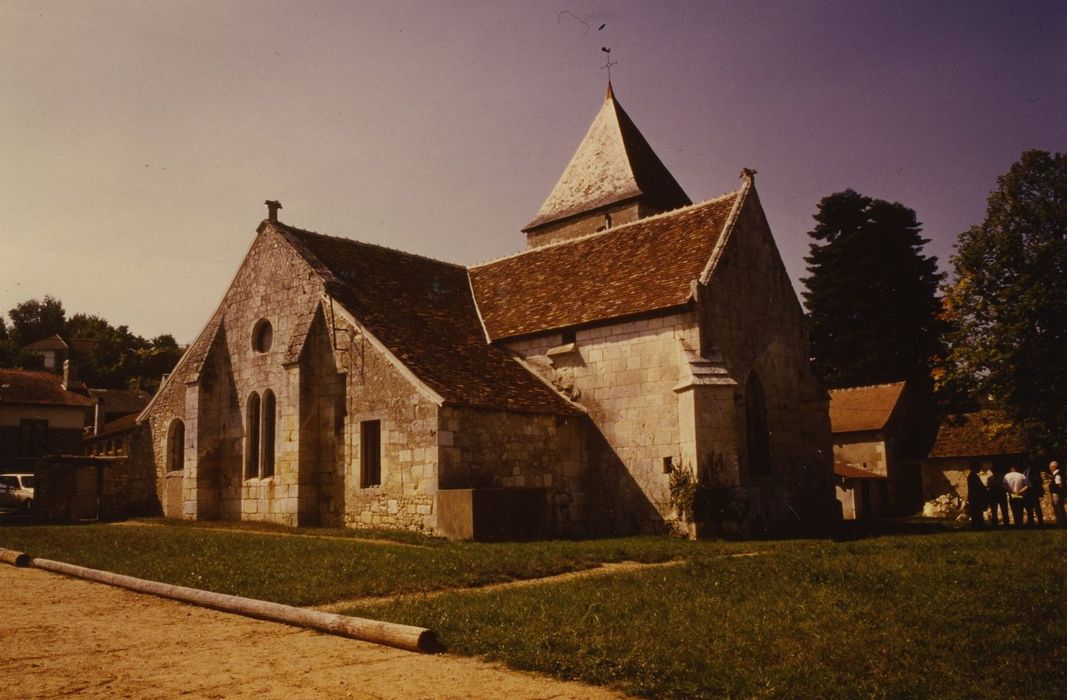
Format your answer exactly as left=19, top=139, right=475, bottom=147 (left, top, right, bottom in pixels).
left=941, top=150, right=1067, bottom=455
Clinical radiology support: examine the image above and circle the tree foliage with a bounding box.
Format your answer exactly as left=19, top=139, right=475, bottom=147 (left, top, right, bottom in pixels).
left=7, top=295, right=66, bottom=347
left=941, top=150, right=1067, bottom=456
left=802, top=190, right=944, bottom=389
left=1, top=297, right=183, bottom=393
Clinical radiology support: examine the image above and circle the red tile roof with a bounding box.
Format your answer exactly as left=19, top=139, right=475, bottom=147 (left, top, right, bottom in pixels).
left=22, top=334, right=68, bottom=352
left=87, top=388, right=152, bottom=415
left=0, top=368, right=95, bottom=408
left=829, top=382, right=906, bottom=434
left=928, top=410, right=1027, bottom=459
left=275, top=224, right=581, bottom=416
left=85, top=413, right=139, bottom=441
left=470, top=192, right=740, bottom=340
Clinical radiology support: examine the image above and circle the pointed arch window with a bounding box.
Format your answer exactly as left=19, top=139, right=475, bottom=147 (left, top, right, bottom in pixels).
left=167, top=419, right=185, bottom=472
left=746, top=371, right=771, bottom=476
left=246, top=392, right=261, bottom=478
left=262, top=390, right=276, bottom=478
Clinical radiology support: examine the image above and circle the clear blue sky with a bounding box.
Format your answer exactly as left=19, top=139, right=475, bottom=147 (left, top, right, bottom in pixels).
left=2, top=1, right=1065, bottom=343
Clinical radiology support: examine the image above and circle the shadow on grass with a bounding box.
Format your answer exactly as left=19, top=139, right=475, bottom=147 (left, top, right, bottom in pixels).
left=830, top=516, right=965, bottom=541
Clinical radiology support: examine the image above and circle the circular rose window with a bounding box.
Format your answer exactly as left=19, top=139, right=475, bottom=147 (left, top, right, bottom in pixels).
left=252, top=319, right=273, bottom=353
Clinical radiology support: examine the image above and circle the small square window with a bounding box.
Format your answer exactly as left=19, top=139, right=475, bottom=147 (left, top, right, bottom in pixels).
left=663, top=456, right=673, bottom=474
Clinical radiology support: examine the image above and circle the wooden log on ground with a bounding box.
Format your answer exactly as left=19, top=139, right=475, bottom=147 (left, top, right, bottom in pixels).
left=31, top=558, right=438, bottom=653
left=0, top=548, right=31, bottom=567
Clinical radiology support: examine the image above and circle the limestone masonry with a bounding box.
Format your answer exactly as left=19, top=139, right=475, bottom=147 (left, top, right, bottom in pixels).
left=130, top=84, right=837, bottom=538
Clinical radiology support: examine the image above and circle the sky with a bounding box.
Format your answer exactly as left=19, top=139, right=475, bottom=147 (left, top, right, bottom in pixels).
left=2, top=0, right=1065, bottom=344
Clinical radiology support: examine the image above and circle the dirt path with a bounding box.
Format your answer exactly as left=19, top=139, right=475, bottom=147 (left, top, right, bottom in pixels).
left=315, top=559, right=687, bottom=613
left=0, top=564, right=629, bottom=700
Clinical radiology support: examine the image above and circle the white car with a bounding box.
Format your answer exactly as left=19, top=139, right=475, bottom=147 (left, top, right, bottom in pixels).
left=0, top=473, right=34, bottom=511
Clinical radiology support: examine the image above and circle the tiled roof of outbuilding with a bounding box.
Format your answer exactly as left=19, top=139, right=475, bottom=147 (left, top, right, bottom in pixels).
left=87, top=388, right=152, bottom=415
left=274, top=223, right=581, bottom=416
left=22, top=334, right=68, bottom=352
left=928, top=410, right=1027, bottom=459
left=0, top=368, right=94, bottom=408
left=85, top=413, right=139, bottom=441
left=470, top=192, right=740, bottom=340
left=828, top=382, right=907, bottom=434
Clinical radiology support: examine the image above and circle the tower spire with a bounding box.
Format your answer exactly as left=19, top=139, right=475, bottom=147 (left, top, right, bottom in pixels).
left=522, top=84, right=691, bottom=246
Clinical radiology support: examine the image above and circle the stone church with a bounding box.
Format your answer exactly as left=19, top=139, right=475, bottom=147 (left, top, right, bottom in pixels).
left=134, top=85, right=836, bottom=538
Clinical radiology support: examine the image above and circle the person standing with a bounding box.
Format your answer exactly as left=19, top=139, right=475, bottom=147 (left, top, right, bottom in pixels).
left=1023, top=465, right=1044, bottom=526
left=987, top=469, right=1009, bottom=527
left=1050, top=461, right=1066, bottom=527
left=1003, top=464, right=1029, bottom=528
left=966, top=465, right=988, bottom=529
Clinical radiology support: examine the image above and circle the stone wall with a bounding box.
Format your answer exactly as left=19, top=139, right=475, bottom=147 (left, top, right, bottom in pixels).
left=136, top=229, right=445, bottom=533
left=504, top=311, right=698, bottom=533
left=331, top=311, right=441, bottom=534
left=437, top=405, right=587, bottom=534
left=696, top=187, right=836, bottom=534
left=922, top=458, right=1056, bottom=522
left=32, top=455, right=155, bottom=522
left=525, top=201, right=654, bottom=249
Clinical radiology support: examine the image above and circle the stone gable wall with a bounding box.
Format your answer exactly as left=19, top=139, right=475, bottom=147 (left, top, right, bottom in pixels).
left=330, top=312, right=440, bottom=533
left=699, top=189, right=836, bottom=532
left=137, top=229, right=444, bottom=532
left=833, top=432, right=888, bottom=474
left=142, top=335, right=190, bottom=517
left=503, top=311, right=698, bottom=533
left=191, top=231, right=325, bottom=525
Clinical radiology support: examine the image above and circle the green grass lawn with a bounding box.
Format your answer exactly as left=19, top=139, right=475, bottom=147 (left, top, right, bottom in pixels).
left=0, top=520, right=729, bottom=606
left=340, top=529, right=1067, bottom=699
left=2, top=520, right=1064, bottom=698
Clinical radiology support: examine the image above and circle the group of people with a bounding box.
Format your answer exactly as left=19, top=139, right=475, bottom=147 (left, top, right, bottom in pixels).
left=966, top=461, right=1066, bottom=529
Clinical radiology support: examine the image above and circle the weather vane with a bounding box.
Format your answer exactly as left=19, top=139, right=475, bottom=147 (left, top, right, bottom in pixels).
left=600, top=47, right=618, bottom=82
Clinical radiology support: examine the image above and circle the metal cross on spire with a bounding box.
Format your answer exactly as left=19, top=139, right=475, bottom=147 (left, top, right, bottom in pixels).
left=600, top=47, right=618, bottom=83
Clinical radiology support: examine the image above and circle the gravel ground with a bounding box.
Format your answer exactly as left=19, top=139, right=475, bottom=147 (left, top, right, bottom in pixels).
left=0, top=562, right=628, bottom=700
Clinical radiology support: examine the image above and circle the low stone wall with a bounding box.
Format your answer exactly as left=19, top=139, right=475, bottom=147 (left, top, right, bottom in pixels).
left=33, top=455, right=157, bottom=522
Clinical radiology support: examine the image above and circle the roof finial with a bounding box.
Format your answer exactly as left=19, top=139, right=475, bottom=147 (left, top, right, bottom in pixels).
left=739, top=168, right=757, bottom=186
left=600, top=46, right=618, bottom=86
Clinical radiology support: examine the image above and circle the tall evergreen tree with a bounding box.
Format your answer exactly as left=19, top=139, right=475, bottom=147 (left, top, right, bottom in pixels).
left=802, top=190, right=943, bottom=389
left=941, top=150, right=1067, bottom=456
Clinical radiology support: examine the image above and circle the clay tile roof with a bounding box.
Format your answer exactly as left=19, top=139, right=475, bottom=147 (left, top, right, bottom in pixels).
left=21, top=334, right=68, bottom=352
left=834, top=463, right=887, bottom=479
left=0, top=367, right=94, bottom=408
left=828, top=382, right=907, bottom=434
left=85, top=413, right=139, bottom=441
left=928, top=410, right=1027, bottom=459
left=87, top=388, right=152, bottom=415
left=275, top=224, right=581, bottom=416
left=525, top=83, right=691, bottom=232
left=470, top=192, right=740, bottom=340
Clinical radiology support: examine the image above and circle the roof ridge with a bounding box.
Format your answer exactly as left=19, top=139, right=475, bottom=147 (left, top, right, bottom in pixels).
left=268, top=221, right=466, bottom=270
left=470, top=188, right=742, bottom=269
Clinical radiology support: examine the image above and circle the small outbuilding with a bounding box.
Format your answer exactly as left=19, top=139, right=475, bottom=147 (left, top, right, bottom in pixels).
left=921, top=410, right=1027, bottom=507
left=828, top=381, right=928, bottom=516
